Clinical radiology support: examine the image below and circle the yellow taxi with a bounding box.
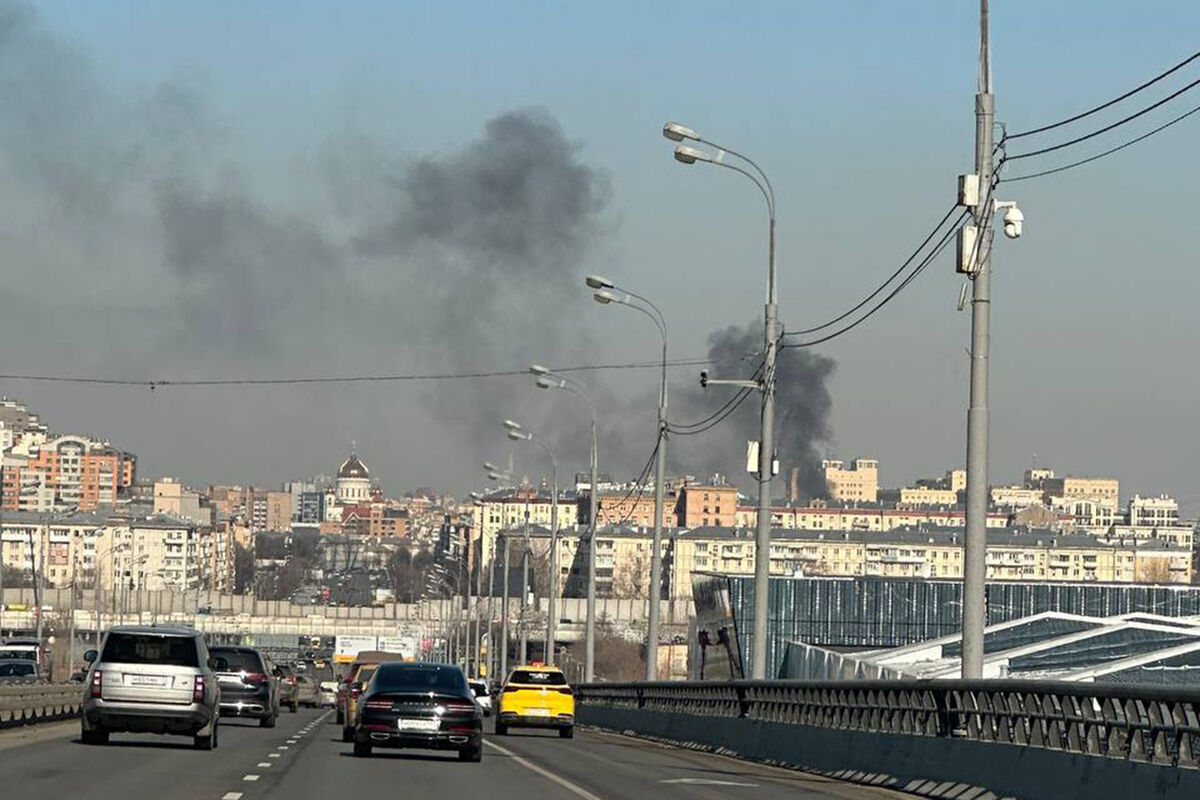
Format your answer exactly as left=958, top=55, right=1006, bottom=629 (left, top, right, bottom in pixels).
left=495, top=663, right=574, bottom=738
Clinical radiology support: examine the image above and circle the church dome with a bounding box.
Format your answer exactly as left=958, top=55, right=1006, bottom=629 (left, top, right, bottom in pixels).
left=338, top=453, right=369, bottom=480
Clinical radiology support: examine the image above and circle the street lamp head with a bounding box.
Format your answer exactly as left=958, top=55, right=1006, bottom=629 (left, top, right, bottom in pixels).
left=662, top=122, right=699, bottom=142
left=529, top=363, right=551, bottom=376
left=593, top=289, right=618, bottom=305
left=534, top=376, right=556, bottom=390
left=483, top=462, right=500, bottom=473
left=584, top=275, right=614, bottom=290
left=487, top=471, right=505, bottom=481
left=506, top=430, right=529, bottom=442
left=673, top=145, right=710, bottom=165
left=502, top=419, right=523, bottom=432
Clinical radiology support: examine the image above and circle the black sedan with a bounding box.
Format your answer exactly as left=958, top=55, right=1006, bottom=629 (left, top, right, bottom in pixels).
left=353, top=662, right=482, bottom=762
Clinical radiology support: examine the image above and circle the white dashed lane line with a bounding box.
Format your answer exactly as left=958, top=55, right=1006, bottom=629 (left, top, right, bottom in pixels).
left=243, top=774, right=260, bottom=782
left=221, top=794, right=243, bottom=800
left=268, top=753, right=280, bottom=758
left=257, top=762, right=272, bottom=767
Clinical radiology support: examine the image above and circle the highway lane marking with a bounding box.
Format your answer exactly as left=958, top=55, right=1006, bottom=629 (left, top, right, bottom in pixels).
left=257, top=762, right=272, bottom=767
left=485, top=740, right=606, bottom=800
left=278, top=745, right=289, bottom=749
left=660, top=778, right=758, bottom=787
left=243, top=774, right=260, bottom=782
left=268, top=753, right=280, bottom=758
left=221, top=794, right=243, bottom=800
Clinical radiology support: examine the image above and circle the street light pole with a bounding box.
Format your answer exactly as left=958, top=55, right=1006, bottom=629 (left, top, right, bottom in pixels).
left=586, top=279, right=668, bottom=680
left=529, top=366, right=598, bottom=677
left=663, top=123, right=777, bottom=679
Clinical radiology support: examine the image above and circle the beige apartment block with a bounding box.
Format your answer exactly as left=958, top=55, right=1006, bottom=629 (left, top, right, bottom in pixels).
left=822, top=458, right=879, bottom=503
left=1042, top=476, right=1120, bottom=509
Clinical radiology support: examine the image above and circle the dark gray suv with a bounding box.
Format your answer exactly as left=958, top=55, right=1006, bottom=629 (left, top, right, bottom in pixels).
left=81, top=626, right=224, bottom=749
left=207, top=646, right=280, bottom=727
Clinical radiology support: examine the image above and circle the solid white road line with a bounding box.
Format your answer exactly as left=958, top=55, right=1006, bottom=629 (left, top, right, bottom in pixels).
left=484, top=740, right=606, bottom=800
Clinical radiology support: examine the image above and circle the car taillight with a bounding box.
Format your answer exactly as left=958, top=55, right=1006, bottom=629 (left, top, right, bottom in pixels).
left=363, top=699, right=393, bottom=710
left=442, top=701, right=476, bottom=713
left=558, top=688, right=574, bottom=695
left=350, top=686, right=363, bottom=697
left=244, top=672, right=270, bottom=686
left=287, top=676, right=297, bottom=685
left=193, top=675, right=205, bottom=703
left=503, top=687, right=519, bottom=693
left=90, top=670, right=103, bottom=698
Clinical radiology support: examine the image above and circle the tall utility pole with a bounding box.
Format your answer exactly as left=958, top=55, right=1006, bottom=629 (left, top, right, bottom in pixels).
left=647, top=359, right=667, bottom=681
left=962, top=0, right=995, bottom=679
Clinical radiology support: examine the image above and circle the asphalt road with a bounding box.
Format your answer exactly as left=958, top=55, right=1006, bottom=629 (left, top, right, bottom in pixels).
left=2, top=710, right=912, bottom=800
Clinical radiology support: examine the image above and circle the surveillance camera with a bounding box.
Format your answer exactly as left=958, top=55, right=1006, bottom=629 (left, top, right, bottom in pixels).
left=1002, top=205, right=1024, bottom=239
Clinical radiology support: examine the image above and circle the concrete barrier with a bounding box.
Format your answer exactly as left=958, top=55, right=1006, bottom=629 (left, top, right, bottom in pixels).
left=0, top=683, right=82, bottom=729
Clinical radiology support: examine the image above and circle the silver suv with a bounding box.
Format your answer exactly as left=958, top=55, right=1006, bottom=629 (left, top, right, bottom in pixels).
left=81, top=626, right=224, bottom=750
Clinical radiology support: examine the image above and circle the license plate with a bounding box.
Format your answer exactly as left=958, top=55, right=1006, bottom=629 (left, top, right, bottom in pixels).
left=526, top=708, right=550, bottom=717
left=399, top=718, right=439, bottom=732
left=126, top=674, right=169, bottom=687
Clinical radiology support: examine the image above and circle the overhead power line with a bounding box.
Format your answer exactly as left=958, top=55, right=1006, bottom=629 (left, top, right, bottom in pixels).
left=784, top=211, right=969, bottom=351
left=1004, top=75, right=1200, bottom=162
left=1002, top=99, right=1200, bottom=182
left=0, top=357, right=715, bottom=389
left=784, top=205, right=961, bottom=338
left=1006, top=49, right=1200, bottom=140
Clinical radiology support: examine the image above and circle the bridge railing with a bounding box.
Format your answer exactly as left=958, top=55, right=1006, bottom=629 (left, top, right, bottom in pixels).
left=579, top=679, right=1200, bottom=772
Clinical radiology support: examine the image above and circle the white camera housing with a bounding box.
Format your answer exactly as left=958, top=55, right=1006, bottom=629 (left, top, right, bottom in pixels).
left=1002, top=205, right=1024, bottom=239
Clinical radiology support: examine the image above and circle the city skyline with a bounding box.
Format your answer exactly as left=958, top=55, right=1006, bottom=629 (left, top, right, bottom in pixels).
left=2, top=2, right=1198, bottom=508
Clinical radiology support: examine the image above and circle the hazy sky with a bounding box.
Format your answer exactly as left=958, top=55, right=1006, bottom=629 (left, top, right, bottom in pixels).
left=3, top=1, right=1199, bottom=510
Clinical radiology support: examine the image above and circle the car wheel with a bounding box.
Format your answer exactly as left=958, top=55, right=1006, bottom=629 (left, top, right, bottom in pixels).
left=341, top=726, right=354, bottom=743
left=81, top=726, right=109, bottom=745
left=353, top=740, right=372, bottom=757
left=494, top=722, right=507, bottom=736
left=559, top=726, right=574, bottom=739
left=458, top=744, right=483, bottom=762
left=260, top=715, right=277, bottom=729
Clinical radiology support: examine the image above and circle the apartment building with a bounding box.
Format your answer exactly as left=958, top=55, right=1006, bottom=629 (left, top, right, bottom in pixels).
left=537, top=523, right=1194, bottom=602
left=472, top=487, right=580, bottom=565
left=734, top=504, right=1011, bottom=532
left=676, top=482, right=739, bottom=527
left=1042, top=476, right=1120, bottom=509
left=822, top=458, right=879, bottom=503
left=592, top=488, right=677, bottom=531
left=1128, top=495, right=1180, bottom=528
left=878, top=486, right=959, bottom=508
left=1, top=435, right=134, bottom=512
left=153, top=478, right=209, bottom=524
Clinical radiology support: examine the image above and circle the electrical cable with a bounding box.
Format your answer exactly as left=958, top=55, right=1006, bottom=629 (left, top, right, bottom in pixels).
left=0, top=357, right=715, bottom=389
left=784, top=211, right=969, bottom=351
left=669, top=360, right=765, bottom=432
left=1005, top=49, right=1200, bottom=140
left=610, top=438, right=661, bottom=529
left=782, top=205, right=960, bottom=338
left=1002, top=99, right=1200, bottom=182
left=1004, top=75, right=1200, bottom=161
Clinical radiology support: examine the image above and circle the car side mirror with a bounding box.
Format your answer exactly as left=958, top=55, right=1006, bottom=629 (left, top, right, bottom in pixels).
left=209, top=656, right=228, bottom=672
left=83, top=649, right=98, bottom=664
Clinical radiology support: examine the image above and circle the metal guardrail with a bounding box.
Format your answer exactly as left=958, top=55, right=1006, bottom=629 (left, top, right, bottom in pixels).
left=578, top=679, right=1200, bottom=771
left=0, top=682, right=82, bottom=728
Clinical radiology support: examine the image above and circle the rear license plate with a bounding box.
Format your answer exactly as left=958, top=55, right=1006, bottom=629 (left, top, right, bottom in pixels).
left=125, top=674, right=169, bottom=688
left=526, top=708, right=550, bottom=717
left=399, top=718, right=439, bottom=732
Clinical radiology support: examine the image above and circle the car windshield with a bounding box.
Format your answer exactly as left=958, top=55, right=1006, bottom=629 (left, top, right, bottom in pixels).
left=373, top=664, right=466, bottom=693
left=0, top=662, right=35, bottom=677
left=100, top=633, right=199, bottom=667
left=209, top=649, right=265, bottom=672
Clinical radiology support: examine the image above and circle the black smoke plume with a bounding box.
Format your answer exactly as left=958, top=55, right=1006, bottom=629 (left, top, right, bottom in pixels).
left=670, top=322, right=835, bottom=498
